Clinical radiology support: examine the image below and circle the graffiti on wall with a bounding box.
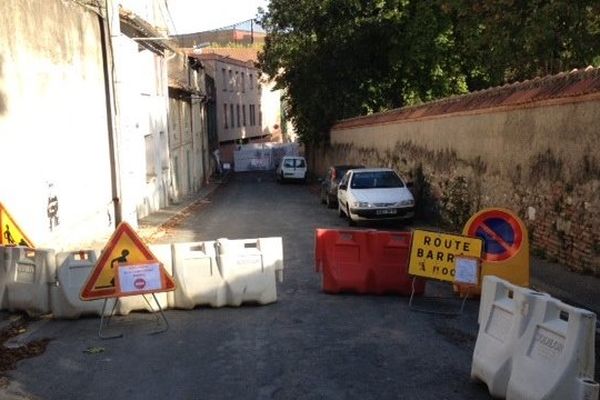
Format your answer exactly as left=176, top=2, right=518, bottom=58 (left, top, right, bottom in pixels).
left=47, top=182, right=59, bottom=231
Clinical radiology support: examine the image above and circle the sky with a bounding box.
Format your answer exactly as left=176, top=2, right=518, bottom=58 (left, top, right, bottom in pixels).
left=167, top=0, right=270, bottom=34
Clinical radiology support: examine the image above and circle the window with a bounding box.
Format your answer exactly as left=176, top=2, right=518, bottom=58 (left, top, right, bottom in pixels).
left=242, top=105, right=246, bottom=126
left=249, top=104, right=256, bottom=126
left=144, top=134, right=155, bottom=178
left=241, top=72, right=245, bottom=92
left=235, top=71, right=239, bottom=91
left=222, top=68, right=227, bottom=91
left=230, top=104, right=234, bottom=128
left=249, top=74, right=253, bottom=90
left=236, top=104, right=240, bottom=127
left=258, top=105, right=262, bottom=127
left=228, top=70, right=233, bottom=91
left=155, top=58, right=164, bottom=96
left=160, top=131, right=168, bottom=169
left=223, top=103, right=228, bottom=129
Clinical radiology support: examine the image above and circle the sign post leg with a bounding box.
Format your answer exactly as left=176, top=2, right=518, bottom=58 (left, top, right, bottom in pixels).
left=408, top=276, right=418, bottom=310
left=98, top=298, right=123, bottom=339
left=147, top=293, right=169, bottom=335
left=408, top=277, right=469, bottom=316
left=458, top=286, right=470, bottom=314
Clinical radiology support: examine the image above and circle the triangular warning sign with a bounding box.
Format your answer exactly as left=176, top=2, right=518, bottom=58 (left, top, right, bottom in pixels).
left=0, top=202, right=35, bottom=248
left=80, top=222, right=175, bottom=300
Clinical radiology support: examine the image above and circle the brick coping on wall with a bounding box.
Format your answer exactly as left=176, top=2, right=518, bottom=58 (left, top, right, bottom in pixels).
left=333, top=67, right=600, bottom=131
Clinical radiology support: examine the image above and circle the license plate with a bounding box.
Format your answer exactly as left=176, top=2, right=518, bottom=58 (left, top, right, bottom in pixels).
left=376, top=209, right=397, bottom=215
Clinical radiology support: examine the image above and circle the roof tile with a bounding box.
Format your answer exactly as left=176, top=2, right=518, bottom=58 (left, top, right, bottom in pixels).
left=333, top=66, right=600, bottom=130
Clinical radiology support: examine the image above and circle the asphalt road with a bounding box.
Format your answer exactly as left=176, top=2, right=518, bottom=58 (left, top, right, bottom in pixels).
left=4, top=172, right=498, bottom=399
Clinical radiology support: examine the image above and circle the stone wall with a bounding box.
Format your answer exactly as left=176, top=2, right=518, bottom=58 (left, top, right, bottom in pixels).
left=317, top=95, right=600, bottom=275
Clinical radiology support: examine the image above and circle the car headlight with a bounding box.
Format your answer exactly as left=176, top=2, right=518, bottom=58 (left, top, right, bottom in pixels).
left=353, top=201, right=372, bottom=208
left=398, top=199, right=415, bottom=206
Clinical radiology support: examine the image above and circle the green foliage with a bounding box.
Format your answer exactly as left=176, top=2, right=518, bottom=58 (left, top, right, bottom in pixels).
left=445, top=0, right=600, bottom=88
left=440, top=176, right=473, bottom=230
left=258, top=0, right=600, bottom=144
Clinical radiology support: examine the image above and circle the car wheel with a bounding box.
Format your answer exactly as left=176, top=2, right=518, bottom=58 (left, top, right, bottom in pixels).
left=347, top=206, right=356, bottom=226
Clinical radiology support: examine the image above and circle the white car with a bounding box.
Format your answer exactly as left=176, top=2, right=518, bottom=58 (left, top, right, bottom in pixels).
left=276, top=156, right=307, bottom=183
left=337, top=168, right=415, bottom=225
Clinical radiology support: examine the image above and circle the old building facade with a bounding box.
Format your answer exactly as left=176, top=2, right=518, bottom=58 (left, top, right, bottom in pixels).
left=0, top=0, right=210, bottom=249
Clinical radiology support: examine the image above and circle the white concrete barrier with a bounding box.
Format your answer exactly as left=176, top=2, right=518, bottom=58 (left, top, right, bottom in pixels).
left=9, top=236, right=284, bottom=318
left=471, top=276, right=550, bottom=398
left=170, top=241, right=226, bottom=309
left=0, top=246, right=10, bottom=309
left=216, top=237, right=283, bottom=306
left=116, top=244, right=173, bottom=315
left=51, top=249, right=116, bottom=319
left=5, top=247, right=56, bottom=316
left=578, top=377, right=599, bottom=400
left=506, top=297, right=597, bottom=400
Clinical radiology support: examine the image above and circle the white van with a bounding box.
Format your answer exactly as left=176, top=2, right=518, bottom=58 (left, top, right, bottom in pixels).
left=276, top=156, right=307, bottom=183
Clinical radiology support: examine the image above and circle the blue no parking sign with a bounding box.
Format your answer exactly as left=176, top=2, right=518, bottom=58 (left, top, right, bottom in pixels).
left=466, top=209, right=523, bottom=262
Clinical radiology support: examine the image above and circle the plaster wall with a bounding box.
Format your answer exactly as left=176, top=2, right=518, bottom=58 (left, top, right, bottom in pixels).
left=168, top=98, right=193, bottom=201
left=260, top=78, right=282, bottom=141
left=115, top=35, right=169, bottom=222
left=0, top=0, right=114, bottom=249
left=119, top=0, right=169, bottom=32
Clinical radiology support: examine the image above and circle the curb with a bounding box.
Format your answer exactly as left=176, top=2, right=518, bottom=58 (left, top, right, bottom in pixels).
left=138, top=172, right=233, bottom=240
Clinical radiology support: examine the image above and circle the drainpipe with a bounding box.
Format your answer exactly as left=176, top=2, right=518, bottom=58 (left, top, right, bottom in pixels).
left=99, top=1, right=122, bottom=225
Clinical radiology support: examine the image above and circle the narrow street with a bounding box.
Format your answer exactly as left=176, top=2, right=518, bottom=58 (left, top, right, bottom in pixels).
left=3, top=171, right=492, bottom=400
left=3, top=1, right=600, bottom=399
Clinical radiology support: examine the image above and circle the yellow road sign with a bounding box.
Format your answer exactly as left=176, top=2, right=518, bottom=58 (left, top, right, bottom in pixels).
left=408, top=229, right=483, bottom=282
left=0, top=202, right=34, bottom=247
left=80, top=222, right=175, bottom=300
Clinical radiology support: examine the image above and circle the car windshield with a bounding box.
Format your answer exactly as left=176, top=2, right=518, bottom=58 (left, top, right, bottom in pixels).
left=283, top=158, right=305, bottom=168
left=350, top=171, right=404, bottom=189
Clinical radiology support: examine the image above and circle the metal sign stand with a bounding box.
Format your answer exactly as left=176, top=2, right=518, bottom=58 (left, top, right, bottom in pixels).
left=98, top=293, right=169, bottom=340
left=408, top=277, right=470, bottom=316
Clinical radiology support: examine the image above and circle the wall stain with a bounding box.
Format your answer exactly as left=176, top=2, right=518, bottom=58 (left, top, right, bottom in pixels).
left=529, top=149, right=563, bottom=183
left=0, top=55, right=6, bottom=115
left=574, top=153, right=600, bottom=183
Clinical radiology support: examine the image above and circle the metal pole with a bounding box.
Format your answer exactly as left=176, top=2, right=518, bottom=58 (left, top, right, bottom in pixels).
left=100, top=0, right=122, bottom=225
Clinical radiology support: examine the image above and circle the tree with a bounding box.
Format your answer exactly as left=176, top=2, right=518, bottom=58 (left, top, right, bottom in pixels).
left=258, top=0, right=467, bottom=144
left=446, top=0, right=600, bottom=89
left=258, top=0, right=600, bottom=144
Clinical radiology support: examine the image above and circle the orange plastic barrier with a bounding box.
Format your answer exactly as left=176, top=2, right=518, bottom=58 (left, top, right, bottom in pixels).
left=369, top=231, right=425, bottom=295
left=315, top=229, right=425, bottom=295
left=315, top=229, right=372, bottom=294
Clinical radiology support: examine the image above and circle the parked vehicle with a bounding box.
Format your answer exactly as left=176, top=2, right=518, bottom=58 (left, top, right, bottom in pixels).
left=320, top=165, right=365, bottom=208
left=337, top=168, right=415, bottom=226
left=276, top=156, right=307, bottom=183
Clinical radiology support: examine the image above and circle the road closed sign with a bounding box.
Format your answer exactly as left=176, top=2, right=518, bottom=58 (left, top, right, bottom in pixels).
left=408, top=230, right=483, bottom=282
left=116, top=263, right=163, bottom=296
